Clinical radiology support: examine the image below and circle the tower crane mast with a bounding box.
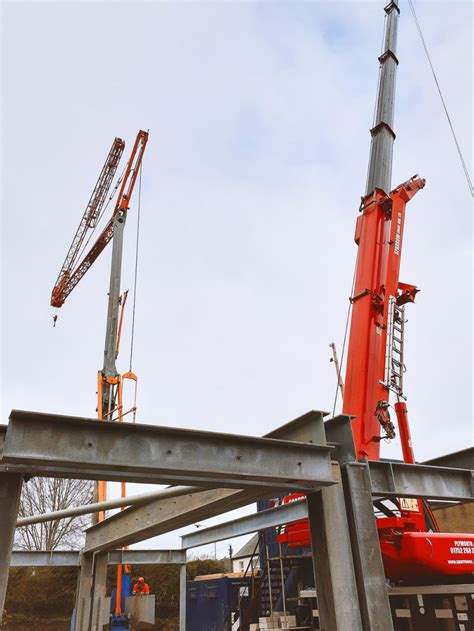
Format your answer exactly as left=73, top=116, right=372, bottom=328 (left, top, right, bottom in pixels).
left=98, top=130, right=148, bottom=422
left=50, top=128, right=148, bottom=499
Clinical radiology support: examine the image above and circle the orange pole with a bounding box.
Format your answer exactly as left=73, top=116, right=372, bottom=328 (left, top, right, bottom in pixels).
left=97, top=372, right=107, bottom=521
left=115, top=563, right=123, bottom=615
left=115, top=377, right=127, bottom=614
left=394, top=401, right=415, bottom=464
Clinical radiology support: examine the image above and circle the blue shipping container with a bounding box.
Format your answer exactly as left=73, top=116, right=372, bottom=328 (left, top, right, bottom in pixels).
left=186, top=576, right=248, bottom=631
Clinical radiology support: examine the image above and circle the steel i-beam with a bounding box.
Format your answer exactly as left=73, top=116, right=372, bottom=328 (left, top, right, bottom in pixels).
left=0, top=472, right=23, bottom=624
left=342, top=463, right=394, bottom=631
left=3, top=410, right=334, bottom=491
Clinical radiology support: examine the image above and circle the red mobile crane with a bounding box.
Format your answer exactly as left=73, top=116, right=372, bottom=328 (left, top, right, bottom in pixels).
left=278, top=1, right=473, bottom=582
left=51, top=129, right=149, bottom=615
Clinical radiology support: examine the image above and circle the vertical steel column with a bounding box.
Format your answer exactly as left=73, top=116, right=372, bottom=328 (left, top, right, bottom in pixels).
left=307, top=483, right=362, bottom=630
left=74, top=551, right=108, bottom=631
left=179, top=563, right=187, bottom=631
left=0, top=472, right=23, bottom=623
left=342, top=463, right=393, bottom=631
left=366, top=0, right=400, bottom=195
left=89, top=553, right=108, bottom=631
left=75, top=553, right=94, bottom=631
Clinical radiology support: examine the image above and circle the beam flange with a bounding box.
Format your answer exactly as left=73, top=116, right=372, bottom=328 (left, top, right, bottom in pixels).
left=307, top=485, right=362, bottom=630
left=10, top=549, right=186, bottom=567
left=368, top=460, right=473, bottom=500
left=423, top=447, right=474, bottom=471
left=3, top=410, right=334, bottom=491
left=0, top=473, right=23, bottom=623
left=324, top=414, right=357, bottom=464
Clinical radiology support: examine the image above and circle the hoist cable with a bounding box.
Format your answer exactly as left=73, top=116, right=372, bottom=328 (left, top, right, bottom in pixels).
left=408, top=0, right=473, bottom=197
left=129, top=162, right=142, bottom=372
left=331, top=247, right=359, bottom=418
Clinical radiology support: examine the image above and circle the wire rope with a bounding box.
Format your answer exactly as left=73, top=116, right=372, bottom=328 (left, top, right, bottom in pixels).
left=408, top=0, right=473, bottom=197
left=331, top=247, right=359, bottom=418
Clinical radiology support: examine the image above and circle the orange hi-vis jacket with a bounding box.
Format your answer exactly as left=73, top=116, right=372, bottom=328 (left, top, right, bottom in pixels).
left=133, top=581, right=150, bottom=595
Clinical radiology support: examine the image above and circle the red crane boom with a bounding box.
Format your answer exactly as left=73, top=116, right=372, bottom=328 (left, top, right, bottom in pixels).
left=51, top=137, right=125, bottom=308
left=51, top=131, right=148, bottom=308
left=277, top=0, right=473, bottom=582
left=342, top=176, right=425, bottom=460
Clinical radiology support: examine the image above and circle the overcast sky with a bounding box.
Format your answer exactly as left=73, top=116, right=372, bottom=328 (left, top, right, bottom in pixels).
left=1, top=0, right=472, bottom=555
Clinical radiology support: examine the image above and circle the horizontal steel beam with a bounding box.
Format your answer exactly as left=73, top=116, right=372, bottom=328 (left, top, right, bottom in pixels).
left=108, top=549, right=186, bottom=565
left=3, top=410, right=334, bottom=491
left=181, top=497, right=308, bottom=549
left=388, top=583, right=474, bottom=596
left=0, top=462, right=209, bottom=486
left=10, top=549, right=186, bottom=567
left=84, top=487, right=268, bottom=553
left=367, top=460, right=473, bottom=500
left=423, top=447, right=474, bottom=471
left=11, top=550, right=80, bottom=567
left=82, top=410, right=330, bottom=554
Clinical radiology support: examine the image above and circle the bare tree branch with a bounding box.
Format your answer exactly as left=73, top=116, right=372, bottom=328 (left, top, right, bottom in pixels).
left=15, top=477, right=94, bottom=550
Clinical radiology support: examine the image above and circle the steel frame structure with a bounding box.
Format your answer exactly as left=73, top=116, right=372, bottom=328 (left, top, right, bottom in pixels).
left=1, top=410, right=472, bottom=631
left=10, top=549, right=186, bottom=567
left=1, top=410, right=334, bottom=491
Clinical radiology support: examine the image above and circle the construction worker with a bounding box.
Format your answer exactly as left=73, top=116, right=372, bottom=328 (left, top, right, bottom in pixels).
left=133, top=577, right=150, bottom=596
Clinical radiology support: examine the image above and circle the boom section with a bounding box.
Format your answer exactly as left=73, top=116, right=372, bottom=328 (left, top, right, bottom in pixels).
left=342, top=177, right=425, bottom=460
left=50, top=130, right=148, bottom=308
left=51, top=137, right=125, bottom=308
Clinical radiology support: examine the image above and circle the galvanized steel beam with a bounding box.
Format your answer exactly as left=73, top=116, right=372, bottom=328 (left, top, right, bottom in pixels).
left=11, top=550, right=81, bottom=567
left=423, top=447, right=474, bottom=471
left=0, top=425, right=6, bottom=459
left=10, top=549, right=186, bottom=567
left=324, top=414, right=357, bottom=464
left=74, top=553, right=94, bottom=631
left=368, top=460, right=473, bottom=501
left=181, top=497, right=309, bottom=549
left=89, top=552, right=108, bottom=631
left=3, top=410, right=334, bottom=491
left=0, top=472, right=23, bottom=624
left=342, top=463, right=393, bottom=631
left=84, top=488, right=268, bottom=553
left=307, top=483, right=363, bottom=631
left=179, top=563, right=187, bottom=631
left=108, top=549, right=186, bottom=565
left=264, top=410, right=327, bottom=444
